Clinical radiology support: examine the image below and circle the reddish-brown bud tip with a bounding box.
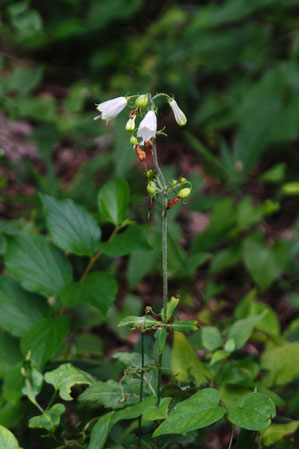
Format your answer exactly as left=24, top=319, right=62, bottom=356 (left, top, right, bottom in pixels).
left=167, top=196, right=180, bottom=210
left=135, top=145, right=146, bottom=161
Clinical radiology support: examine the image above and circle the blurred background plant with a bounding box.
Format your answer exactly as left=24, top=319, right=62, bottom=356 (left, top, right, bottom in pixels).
left=1, top=0, right=299, bottom=448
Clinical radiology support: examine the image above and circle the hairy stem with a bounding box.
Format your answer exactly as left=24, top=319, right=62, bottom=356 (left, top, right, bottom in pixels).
left=138, top=332, right=145, bottom=449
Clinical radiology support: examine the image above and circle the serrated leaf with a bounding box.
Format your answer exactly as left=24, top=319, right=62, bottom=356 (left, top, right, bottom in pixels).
left=40, top=194, right=101, bottom=256
left=118, top=315, right=161, bottom=329
left=261, top=421, right=299, bottom=446
left=60, top=272, right=117, bottom=316
left=153, top=388, right=226, bottom=436
left=21, top=316, right=70, bottom=370
left=171, top=320, right=198, bottom=332
left=5, top=233, right=73, bottom=297
left=44, top=363, right=94, bottom=401
left=201, top=326, right=223, bottom=351
left=143, top=397, right=171, bottom=421
left=171, top=332, right=211, bottom=385
left=0, top=276, right=48, bottom=337
left=0, top=424, right=22, bottom=449
left=29, top=404, right=65, bottom=433
left=99, top=225, right=151, bottom=257
left=78, top=379, right=140, bottom=409
left=98, top=178, right=129, bottom=225
left=227, top=392, right=276, bottom=431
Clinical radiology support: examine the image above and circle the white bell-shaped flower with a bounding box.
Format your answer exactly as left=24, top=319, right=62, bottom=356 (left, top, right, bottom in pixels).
left=169, top=99, right=187, bottom=126
left=137, top=110, right=157, bottom=144
left=95, top=96, right=127, bottom=121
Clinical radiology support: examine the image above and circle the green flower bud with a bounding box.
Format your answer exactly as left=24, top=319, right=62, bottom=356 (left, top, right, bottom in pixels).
left=126, top=116, right=136, bottom=131
left=172, top=179, right=178, bottom=187
left=146, top=169, right=154, bottom=179
left=147, top=181, right=157, bottom=195
left=130, top=135, right=138, bottom=146
left=135, top=94, right=148, bottom=108
left=180, top=177, right=187, bottom=185
left=178, top=187, right=191, bottom=199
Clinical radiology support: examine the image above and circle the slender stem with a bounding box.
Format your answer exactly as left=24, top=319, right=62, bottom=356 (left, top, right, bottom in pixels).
left=138, top=332, right=145, bottom=449
left=157, top=352, right=162, bottom=405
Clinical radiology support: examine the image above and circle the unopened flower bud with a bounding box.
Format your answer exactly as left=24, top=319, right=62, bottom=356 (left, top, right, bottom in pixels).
left=180, top=177, right=187, bottom=185
left=126, top=116, right=136, bottom=131
left=172, top=179, right=178, bottom=187
left=168, top=99, right=187, bottom=126
left=135, top=94, right=148, bottom=108
left=147, top=181, right=157, bottom=195
left=178, top=187, right=191, bottom=199
left=146, top=169, right=154, bottom=179
left=130, top=135, right=138, bottom=146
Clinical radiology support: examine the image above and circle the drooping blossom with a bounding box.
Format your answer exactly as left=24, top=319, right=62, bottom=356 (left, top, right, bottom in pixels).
left=137, top=110, right=157, bottom=144
left=94, top=96, right=127, bottom=121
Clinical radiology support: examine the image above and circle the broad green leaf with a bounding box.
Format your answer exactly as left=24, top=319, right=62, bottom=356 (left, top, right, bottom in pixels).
left=211, top=350, right=228, bottom=365
left=171, top=320, right=198, bottom=332
left=44, top=363, right=94, bottom=401
left=87, top=411, right=115, bottom=449
left=99, top=225, right=151, bottom=257
left=98, top=178, right=129, bottom=225
left=118, top=315, right=161, bottom=329
left=242, top=233, right=291, bottom=291
left=127, top=249, right=157, bottom=288
left=259, top=163, right=286, bottom=183
left=154, top=327, right=167, bottom=355
left=227, top=392, right=276, bottom=431
left=161, top=296, right=180, bottom=322
left=112, top=351, right=149, bottom=367
left=261, top=343, right=299, bottom=386
left=0, top=399, right=24, bottom=428
left=153, top=388, right=226, bottom=436
left=261, top=421, right=299, bottom=446
left=171, top=332, right=211, bottom=385
left=79, top=379, right=140, bottom=409
left=201, top=326, right=223, bottom=351
left=87, top=397, right=156, bottom=449
left=60, top=272, right=117, bottom=315
left=5, top=233, right=73, bottom=297
left=143, top=397, right=171, bottom=421
left=40, top=194, right=101, bottom=256
left=7, top=66, right=43, bottom=94
left=0, top=334, right=22, bottom=378
left=226, top=314, right=265, bottom=350
left=2, top=364, right=24, bottom=404
left=0, top=425, right=22, bottom=449
left=29, top=404, right=65, bottom=433
left=0, top=276, right=48, bottom=337
left=21, top=316, right=70, bottom=370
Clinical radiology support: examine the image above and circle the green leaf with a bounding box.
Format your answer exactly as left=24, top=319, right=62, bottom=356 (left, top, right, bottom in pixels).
left=29, top=404, right=65, bottom=433
left=226, top=314, right=265, bottom=350
left=87, top=411, right=115, bottom=449
left=99, top=224, right=151, bottom=257
left=60, top=272, right=117, bottom=316
left=5, top=233, right=73, bottom=297
left=0, top=276, right=48, bottom=337
left=44, top=363, right=94, bottom=401
left=171, top=320, right=198, bottom=332
left=98, top=178, right=129, bottom=225
left=40, top=194, right=101, bottom=256
left=227, top=392, right=276, bottom=431
left=0, top=425, right=22, bottom=449
left=234, top=428, right=257, bottom=449
left=143, top=397, right=171, bottom=421
left=154, top=327, right=168, bottom=355
left=153, top=388, right=226, bottom=436
left=259, top=163, right=286, bottom=183
left=79, top=379, right=140, bottom=409
left=261, top=343, right=299, bottom=386
left=261, top=421, right=299, bottom=447
left=7, top=66, right=43, bottom=94
left=128, top=249, right=157, bottom=288
left=0, top=334, right=22, bottom=378
left=21, top=316, right=70, bottom=370
left=201, top=326, right=223, bottom=351
left=171, top=332, right=211, bottom=385
left=242, top=233, right=291, bottom=291
left=118, top=315, right=161, bottom=329
left=161, top=296, right=180, bottom=322
left=22, top=365, right=43, bottom=404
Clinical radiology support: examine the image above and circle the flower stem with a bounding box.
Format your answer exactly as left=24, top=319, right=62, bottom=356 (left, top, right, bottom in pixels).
left=138, top=331, right=145, bottom=449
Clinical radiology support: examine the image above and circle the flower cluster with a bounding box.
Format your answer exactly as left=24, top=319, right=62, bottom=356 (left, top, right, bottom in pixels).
left=94, top=92, right=191, bottom=206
